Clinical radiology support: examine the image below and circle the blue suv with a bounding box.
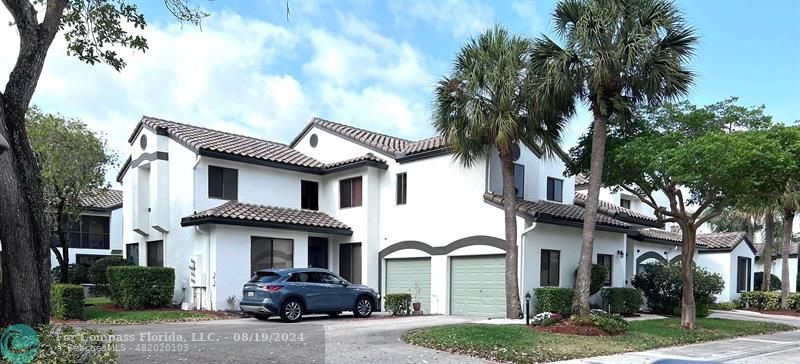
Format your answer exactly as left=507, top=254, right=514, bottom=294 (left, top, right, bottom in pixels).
left=240, top=268, right=380, bottom=322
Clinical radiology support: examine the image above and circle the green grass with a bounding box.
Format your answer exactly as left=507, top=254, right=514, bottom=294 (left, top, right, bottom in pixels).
left=83, top=306, right=219, bottom=324
left=403, top=318, right=794, bottom=363
left=84, top=296, right=113, bottom=306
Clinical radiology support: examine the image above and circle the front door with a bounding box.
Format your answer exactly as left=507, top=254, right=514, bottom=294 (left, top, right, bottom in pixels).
left=308, top=237, right=329, bottom=269
left=339, top=243, right=362, bottom=284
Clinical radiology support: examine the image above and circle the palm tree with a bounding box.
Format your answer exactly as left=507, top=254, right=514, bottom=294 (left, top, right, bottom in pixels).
left=778, top=183, right=799, bottom=309
left=531, top=0, right=698, bottom=317
left=433, top=26, right=572, bottom=319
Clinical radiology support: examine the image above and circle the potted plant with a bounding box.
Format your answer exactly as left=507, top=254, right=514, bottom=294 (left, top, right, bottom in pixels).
left=411, top=283, right=423, bottom=314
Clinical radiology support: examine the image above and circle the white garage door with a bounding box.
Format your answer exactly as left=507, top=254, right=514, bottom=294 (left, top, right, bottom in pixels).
left=450, top=255, right=506, bottom=317
left=385, top=258, right=431, bottom=313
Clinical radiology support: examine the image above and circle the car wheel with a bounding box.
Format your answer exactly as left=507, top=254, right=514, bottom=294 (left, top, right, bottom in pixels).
left=327, top=312, right=341, bottom=317
left=253, top=314, right=271, bottom=321
left=353, top=296, right=373, bottom=318
left=280, top=298, right=304, bottom=323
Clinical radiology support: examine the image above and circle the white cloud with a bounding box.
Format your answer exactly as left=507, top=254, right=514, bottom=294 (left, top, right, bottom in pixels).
left=511, top=1, right=546, bottom=34
left=392, top=0, right=495, bottom=38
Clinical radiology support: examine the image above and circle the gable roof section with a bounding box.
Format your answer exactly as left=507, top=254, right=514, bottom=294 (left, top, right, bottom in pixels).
left=629, top=229, right=755, bottom=253
left=574, top=192, right=663, bottom=228
left=181, top=201, right=352, bottom=236
left=82, top=189, right=123, bottom=211
left=118, top=117, right=388, bottom=181
left=483, top=192, right=630, bottom=232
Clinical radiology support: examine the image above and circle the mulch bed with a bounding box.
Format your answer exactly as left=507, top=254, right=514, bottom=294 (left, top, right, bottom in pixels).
left=532, top=321, right=608, bottom=336
left=742, top=308, right=800, bottom=317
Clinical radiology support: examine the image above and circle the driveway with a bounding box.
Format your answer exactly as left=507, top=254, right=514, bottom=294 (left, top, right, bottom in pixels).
left=91, top=313, right=491, bottom=364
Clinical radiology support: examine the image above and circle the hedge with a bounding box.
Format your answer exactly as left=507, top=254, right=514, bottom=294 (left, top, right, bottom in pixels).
left=384, top=293, right=412, bottom=316
left=50, top=264, right=90, bottom=284
left=107, top=266, right=174, bottom=309
left=601, top=287, right=642, bottom=316
left=51, top=284, right=85, bottom=319
left=632, top=262, right=724, bottom=315
left=89, top=256, right=134, bottom=285
left=740, top=291, right=800, bottom=311
left=534, top=288, right=574, bottom=316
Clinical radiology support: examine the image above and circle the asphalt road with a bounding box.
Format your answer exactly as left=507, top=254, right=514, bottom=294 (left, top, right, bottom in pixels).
left=92, top=314, right=490, bottom=364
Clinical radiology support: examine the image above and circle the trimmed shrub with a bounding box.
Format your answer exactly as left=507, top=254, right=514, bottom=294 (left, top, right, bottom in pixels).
left=51, top=284, right=85, bottom=319
left=34, top=325, right=118, bottom=363
left=50, top=264, right=91, bottom=284
left=753, top=272, right=781, bottom=291
left=601, top=288, right=643, bottom=316
left=107, top=266, right=174, bottom=309
left=589, top=312, right=629, bottom=335
left=534, top=288, right=574, bottom=316
left=89, top=256, right=134, bottom=285
left=573, top=264, right=608, bottom=296
left=384, top=293, right=412, bottom=316
left=710, top=301, right=737, bottom=311
left=742, top=291, right=800, bottom=311
left=789, top=292, right=800, bottom=310
left=632, top=261, right=724, bottom=315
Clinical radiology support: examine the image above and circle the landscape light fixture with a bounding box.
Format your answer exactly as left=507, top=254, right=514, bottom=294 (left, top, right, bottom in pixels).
left=0, top=133, right=8, bottom=156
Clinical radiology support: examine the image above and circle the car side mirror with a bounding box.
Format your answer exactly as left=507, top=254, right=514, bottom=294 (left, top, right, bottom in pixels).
left=340, top=281, right=348, bottom=286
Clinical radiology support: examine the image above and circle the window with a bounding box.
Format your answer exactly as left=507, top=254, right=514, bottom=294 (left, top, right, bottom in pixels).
left=308, top=237, right=328, bottom=269
left=597, top=254, right=613, bottom=286
left=540, top=250, right=560, bottom=286
left=737, top=257, right=751, bottom=292
left=301, top=180, right=319, bottom=210
left=396, top=173, right=407, bottom=205
left=316, top=272, right=344, bottom=285
left=147, top=240, right=163, bottom=267
left=546, top=177, right=563, bottom=202
left=339, top=177, right=363, bottom=208
left=620, top=198, right=631, bottom=209
left=64, top=215, right=110, bottom=249
left=76, top=254, right=112, bottom=267
left=250, top=237, right=294, bottom=274
left=514, top=164, right=525, bottom=198
left=208, top=166, right=238, bottom=200
left=126, top=243, right=139, bottom=265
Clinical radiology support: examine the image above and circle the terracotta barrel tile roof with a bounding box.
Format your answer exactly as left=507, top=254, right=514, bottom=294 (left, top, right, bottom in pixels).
left=82, top=189, right=123, bottom=210
left=574, top=192, right=662, bottom=227
left=754, top=242, right=799, bottom=257
left=309, top=117, right=411, bottom=155
left=322, top=153, right=387, bottom=170
left=181, top=201, right=352, bottom=235
left=483, top=192, right=630, bottom=229
left=631, top=229, right=754, bottom=253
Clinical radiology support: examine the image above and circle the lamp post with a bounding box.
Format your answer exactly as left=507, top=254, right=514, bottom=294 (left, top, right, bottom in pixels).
left=525, top=292, right=531, bottom=325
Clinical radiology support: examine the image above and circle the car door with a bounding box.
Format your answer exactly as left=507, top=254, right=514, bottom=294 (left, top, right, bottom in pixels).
left=317, top=272, right=356, bottom=310
left=288, top=271, right=324, bottom=312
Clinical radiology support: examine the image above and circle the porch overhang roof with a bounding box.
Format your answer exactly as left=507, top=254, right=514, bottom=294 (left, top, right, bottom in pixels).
left=181, top=201, right=353, bottom=236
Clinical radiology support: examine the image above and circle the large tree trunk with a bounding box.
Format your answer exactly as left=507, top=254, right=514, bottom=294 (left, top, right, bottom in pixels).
left=0, top=0, right=69, bottom=327
left=500, top=154, right=523, bottom=319
left=0, top=104, right=53, bottom=327
left=780, top=209, right=794, bottom=309
left=572, top=106, right=608, bottom=317
left=761, top=211, right=775, bottom=291
left=680, top=223, right=697, bottom=329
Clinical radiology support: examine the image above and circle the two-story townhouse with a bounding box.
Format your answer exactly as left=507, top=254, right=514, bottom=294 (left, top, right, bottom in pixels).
left=120, top=116, right=645, bottom=316
left=49, top=189, right=124, bottom=268
left=575, top=180, right=757, bottom=302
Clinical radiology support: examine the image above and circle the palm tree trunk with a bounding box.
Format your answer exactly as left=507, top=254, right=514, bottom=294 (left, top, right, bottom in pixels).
left=500, top=154, right=523, bottom=319
left=780, top=209, right=794, bottom=309
left=762, top=212, right=775, bottom=291
left=573, top=107, right=608, bottom=317
left=680, top=223, right=697, bottom=329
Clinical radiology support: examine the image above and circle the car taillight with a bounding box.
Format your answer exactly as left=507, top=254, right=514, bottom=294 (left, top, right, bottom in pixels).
left=257, top=284, right=283, bottom=292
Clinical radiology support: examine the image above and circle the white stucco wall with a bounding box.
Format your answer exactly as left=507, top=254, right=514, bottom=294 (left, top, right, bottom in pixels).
left=755, top=257, right=798, bottom=293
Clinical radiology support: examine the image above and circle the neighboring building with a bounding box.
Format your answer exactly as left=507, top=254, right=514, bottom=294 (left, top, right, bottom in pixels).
left=49, top=189, right=124, bottom=268
left=576, top=185, right=757, bottom=302
left=754, top=242, right=799, bottom=292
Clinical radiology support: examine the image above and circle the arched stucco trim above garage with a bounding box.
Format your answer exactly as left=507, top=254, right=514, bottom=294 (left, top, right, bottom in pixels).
left=636, top=251, right=667, bottom=274
left=378, top=235, right=506, bottom=259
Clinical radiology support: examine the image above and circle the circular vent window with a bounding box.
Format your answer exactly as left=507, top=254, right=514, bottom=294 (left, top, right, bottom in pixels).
left=140, top=135, right=148, bottom=150
left=309, top=134, right=318, bottom=148
left=511, top=144, right=521, bottom=161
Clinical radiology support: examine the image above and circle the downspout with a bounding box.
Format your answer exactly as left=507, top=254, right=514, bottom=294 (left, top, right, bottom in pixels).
left=192, top=153, right=213, bottom=310
left=520, top=222, right=538, bottom=319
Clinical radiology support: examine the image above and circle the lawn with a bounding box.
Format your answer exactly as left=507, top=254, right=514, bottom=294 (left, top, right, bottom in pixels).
left=62, top=296, right=226, bottom=324
left=402, top=318, right=794, bottom=363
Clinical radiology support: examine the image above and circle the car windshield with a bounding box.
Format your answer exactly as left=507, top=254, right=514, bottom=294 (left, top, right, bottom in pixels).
left=248, top=272, right=281, bottom=283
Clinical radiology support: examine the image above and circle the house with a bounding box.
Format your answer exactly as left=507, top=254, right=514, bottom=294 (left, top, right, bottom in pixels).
left=575, top=185, right=757, bottom=302
left=754, top=242, right=799, bottom=292
left=120, top=116, right=651, bottom=315
left=49, top=189, right=124, bottom=268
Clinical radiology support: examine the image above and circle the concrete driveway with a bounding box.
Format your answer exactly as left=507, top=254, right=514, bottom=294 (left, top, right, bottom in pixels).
left=92, top=313, right=491, bottom=364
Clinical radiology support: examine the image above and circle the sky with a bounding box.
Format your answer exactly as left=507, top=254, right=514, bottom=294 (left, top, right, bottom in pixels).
left=1, top=0, right=799, bottom=186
